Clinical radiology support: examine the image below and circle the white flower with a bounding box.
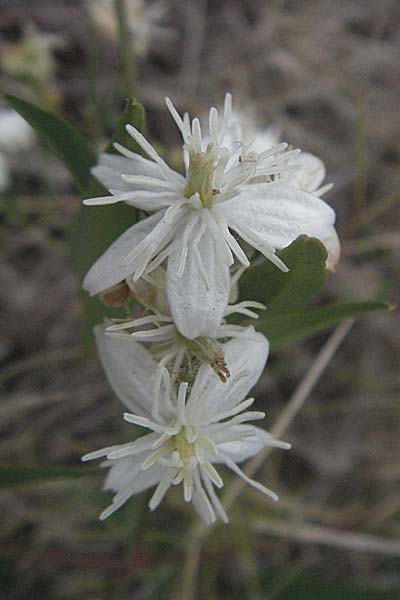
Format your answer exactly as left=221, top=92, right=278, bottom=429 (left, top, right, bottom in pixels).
left=83, top=94, right=340, bottom=339
left=0, top=109, right=35, bottom=154
left=82, top=326, right=290, bottom=524
left=0, top=109, right=35, bottom=191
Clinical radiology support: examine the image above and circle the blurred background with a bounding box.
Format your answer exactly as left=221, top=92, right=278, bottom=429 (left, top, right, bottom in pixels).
left=0, top=0, right=399, bottom=598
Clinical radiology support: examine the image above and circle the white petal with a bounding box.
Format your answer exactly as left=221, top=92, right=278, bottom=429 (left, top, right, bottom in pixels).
left=211, top=425, right=290, bottom=463
left=94, top=324, right=158, bottom=416
left=85, top=189, right=178, bottom=211
left=186, top=328, right=269, bottom=423
left=291, top=152, right=326, bottom=193
left=100, top=460, right=165, bottom=518
left=221, top=456, right=279, bottom=501
left=251, top=126, right=281, bottom=153
left=191, top=469, right=216, bottom=524
left=200, top=471, right=229, bottom=523
left=148, top=469, right=176, bottom=511
left=83, top=210, right=165, bottom=296
left=102, top=455, right=144, bottom=492
left=222, top=183, right=340, bottom=270
left=92, top=152, right=164, bottom=192
left=166, top=217, right=230, bottom=339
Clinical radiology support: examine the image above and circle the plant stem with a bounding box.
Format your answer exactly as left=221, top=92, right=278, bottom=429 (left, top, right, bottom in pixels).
left=114, top=0, right=136, bottom=97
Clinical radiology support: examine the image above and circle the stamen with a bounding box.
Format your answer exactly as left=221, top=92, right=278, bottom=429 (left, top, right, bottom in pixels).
left=148, top=469, right=176, bottom=511
left=165, top=97, right=185, bottom=135
left=107, top=435, right=157, bottom=459
left=191, top=118, right=202, bottom=151
left=205, top=410, right=265, bottom=432
left=221, top=93, right=232, bottom=138
left=140, top=446, right=170, bottom=470
left=209, top=107, right=219, bottom=144
left=83, top=195, right=123, bottom=206
left=222, top=456, right=279, bottom=501
left=202, top=461, right=223, bottom=488
left=125, top=124, right=174, bottom=177
left=224, top=300, right=266, bottom=319
left=123, top=413, right=169, bottom=433
left=201, top=470, right=229, bottom=523
left=183, top=477, right=193, bottom=502
left=120, top=174, right=175, bottom=189
left=106, top=314, right=172, bottom=331
left=210, top=397, right=255, bottom=422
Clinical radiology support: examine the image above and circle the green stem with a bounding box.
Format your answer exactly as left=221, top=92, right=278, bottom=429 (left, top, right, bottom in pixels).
left=114, top=0, right=136, bottom=97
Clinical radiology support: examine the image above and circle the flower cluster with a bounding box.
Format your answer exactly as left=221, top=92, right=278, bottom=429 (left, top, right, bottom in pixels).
left=82, top=94, right=339, bottom=523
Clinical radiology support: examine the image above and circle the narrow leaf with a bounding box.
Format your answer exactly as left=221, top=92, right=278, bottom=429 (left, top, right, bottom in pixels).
left=5, top=94, right=96, bottom=193
left=105, top=97, right=145, bottom=155
left=70, top=98, right=146, bottom=349
left=257, top=301, right=392, bottom=349
left=0, top=466, right=100, bottom=488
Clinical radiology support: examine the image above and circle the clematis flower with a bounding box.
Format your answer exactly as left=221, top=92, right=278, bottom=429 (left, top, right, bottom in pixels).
left=83, top=94, right=339, bottom=339
left=82, top=326, right=290, bottom=524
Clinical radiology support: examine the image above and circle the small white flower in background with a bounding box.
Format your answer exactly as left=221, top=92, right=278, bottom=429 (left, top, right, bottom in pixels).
left=106, top=266, right=265, bottom=384
left=0, top=109, right=35, bottom=192
left=1, top=23, right=65, bottom=84
left=83, top=93, right=340, bottom=340
left=0, top=110, right=35, bottom=154
left=82, top=326, right=290, bottom=524
left=89, top=0, right=176, bottom=56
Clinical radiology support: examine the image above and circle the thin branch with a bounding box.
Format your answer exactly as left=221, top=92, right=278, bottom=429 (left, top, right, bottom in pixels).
left=222, top=318, right=355, bottom=512
left=251, top=518, right=400, bottom=556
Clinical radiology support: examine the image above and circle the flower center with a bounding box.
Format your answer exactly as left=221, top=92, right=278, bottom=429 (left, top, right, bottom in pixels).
left=177, top=333, right=230, bottom=382
left=170, top=426, right=197, bottom=466
left=184, top=145, right=218, bottom=209
left=143, top=425, right=220, bottom=502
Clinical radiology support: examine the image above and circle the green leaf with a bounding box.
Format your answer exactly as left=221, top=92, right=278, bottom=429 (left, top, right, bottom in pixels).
left=70, top=98, right=146, bottom=349
left=5, top=94, right=96, bottom=193
left=105, top=97, right=145, bottom=155
left=0, top=465, right=100, bottom=488
left=239, top=236, right=328, bottom=315
left=257, top=301, right=392, bottom=349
